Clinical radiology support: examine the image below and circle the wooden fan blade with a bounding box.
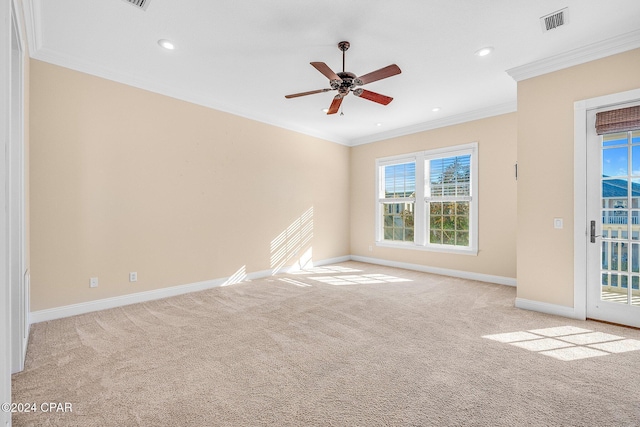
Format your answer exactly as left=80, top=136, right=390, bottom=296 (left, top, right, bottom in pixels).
left=354, top=89, right=393, bottom=105
left=327, top=95, right=343, bottom=115
left=285, top=88, right=333, bottom=99
left=357, top=64, right=401, bottom=85
left=311, top=62, right=342, bottom=82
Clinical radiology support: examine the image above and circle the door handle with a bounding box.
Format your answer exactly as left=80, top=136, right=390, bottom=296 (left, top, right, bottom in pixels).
left=590, top=220, right=601, bottom=243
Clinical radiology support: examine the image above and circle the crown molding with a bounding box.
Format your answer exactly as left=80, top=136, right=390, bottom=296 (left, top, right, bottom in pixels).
left=507, top=29, right=640, bottom=82
left=348, top=101, right=518, bottom=146
left=19, top=0, right=41, bottom=54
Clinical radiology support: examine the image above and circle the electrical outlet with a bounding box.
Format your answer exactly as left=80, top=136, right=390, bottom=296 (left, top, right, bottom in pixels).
left=90, top=277, right=99, bottom=288
left=129, top=272, right=138, bottom=282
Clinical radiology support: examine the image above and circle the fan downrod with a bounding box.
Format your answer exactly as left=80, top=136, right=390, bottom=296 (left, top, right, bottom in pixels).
left=337, top=41, right=351, bottom=76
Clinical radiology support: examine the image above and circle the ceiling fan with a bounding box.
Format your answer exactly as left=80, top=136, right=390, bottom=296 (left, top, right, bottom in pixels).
left=285, top=41, right=401, bottom=115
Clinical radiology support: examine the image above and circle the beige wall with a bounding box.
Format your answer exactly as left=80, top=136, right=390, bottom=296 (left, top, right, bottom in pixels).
left=350, top=113, right=518, bottom=279
left=29, top=60, right=350, bottom=311
left=517, top=48, right=640, bottom=307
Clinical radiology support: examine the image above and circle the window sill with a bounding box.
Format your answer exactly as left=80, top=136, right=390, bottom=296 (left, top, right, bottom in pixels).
left=375, top=241, right=478, bottom=256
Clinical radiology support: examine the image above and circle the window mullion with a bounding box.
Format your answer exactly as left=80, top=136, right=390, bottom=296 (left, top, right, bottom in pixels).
left=378, top=197, right=415, bottom=203
left=415, top=155, right=426, bottom=245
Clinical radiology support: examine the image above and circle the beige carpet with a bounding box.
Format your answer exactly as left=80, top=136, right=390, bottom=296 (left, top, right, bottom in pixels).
left=11, top=261, right=640, bottom=426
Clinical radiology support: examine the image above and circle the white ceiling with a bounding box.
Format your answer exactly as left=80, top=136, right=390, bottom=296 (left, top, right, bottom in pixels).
left=19, top=0, right=640, bottom=145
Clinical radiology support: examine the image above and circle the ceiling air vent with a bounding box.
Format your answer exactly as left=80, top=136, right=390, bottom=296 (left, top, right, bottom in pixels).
left=121, top=0, right=150, bottom=10
left=540, top=8, right=568, bottom=32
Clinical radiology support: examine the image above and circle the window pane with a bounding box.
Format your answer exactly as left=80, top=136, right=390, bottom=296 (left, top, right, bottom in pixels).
left=602, top=178, right=628, bottom=200
left=384, top=228, right=393, bottom=240
left=456, top=202, right=469, bottom=216
left=632, top=146, right=640, bottom=176
left=456, top=232, right=469, bottom=246
left=405, top=229, right=414, bottom=241
left=443, top=216, right=455, bottom=230
left=602, top=147, right=628, bottom=177
left=442, top=202, right=455, bottom=215
left=430, top=155, right=471, bottom=197
left=384, top=162, right=416, bottom=198
left=427, top=201, right=470, bottom=247
left=630, top=179, right=640, bottom=209
left=381, top=202, right=414, bottom=242
left=611, top=273, right=619, bottom=287
left=443, top=230, right=455, bottom=245
left=456, top=215, right=469, bottom=231
left=603, top=132, right=628, bottom=147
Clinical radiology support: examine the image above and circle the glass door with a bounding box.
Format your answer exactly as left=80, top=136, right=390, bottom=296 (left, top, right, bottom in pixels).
left=587, top=128, right=640, bottom=327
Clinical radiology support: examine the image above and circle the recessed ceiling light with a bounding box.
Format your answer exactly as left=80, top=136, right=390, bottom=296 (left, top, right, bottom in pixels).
left=475, top=46, right=493, bottom=57
left=158, top=39, right=175, bottom=50
left=322, top=108, right=329, bottom=113
left=376, top=123, right=382, bottom=127
left=432, top=107, right=441, bottom=112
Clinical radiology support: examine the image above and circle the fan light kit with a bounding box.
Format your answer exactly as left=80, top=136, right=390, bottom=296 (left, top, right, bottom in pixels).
left=285, top=41, right=401, bottom=115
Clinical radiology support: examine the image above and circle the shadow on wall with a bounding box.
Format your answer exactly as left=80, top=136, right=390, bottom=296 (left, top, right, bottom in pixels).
left=270, top=206, right=314, bottom=272
left=221, top=207, right=314, bottom=287
left=221, top=265, right=247, bottom=287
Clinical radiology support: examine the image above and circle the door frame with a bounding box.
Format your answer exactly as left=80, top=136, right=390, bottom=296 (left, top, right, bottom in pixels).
left=9, top=0, right=27, bottom=374
left=574, top=88, right=640, bottom=321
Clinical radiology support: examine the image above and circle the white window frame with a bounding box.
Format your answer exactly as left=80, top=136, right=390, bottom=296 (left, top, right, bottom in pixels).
left=375, top=142, right=478, bottom=255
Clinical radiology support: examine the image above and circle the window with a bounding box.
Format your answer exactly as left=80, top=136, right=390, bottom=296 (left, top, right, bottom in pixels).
left=376, top=143, right=478, bottom=254
left=380, top=161, right=415, bottom=242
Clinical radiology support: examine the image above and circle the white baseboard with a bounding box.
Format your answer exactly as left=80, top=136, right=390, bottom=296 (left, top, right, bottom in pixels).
left=350, top=255, right=517, bottom=287
left=29, top=256, right=353, bottom=324
left=515, top=297, right=584, bottom=320
left=30, top=253, right=593, bottom=330
left=30, top=277, right=227, bottom=323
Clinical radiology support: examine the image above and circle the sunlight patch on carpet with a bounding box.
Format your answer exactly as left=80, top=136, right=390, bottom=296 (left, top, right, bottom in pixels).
left=483, top=326, right=640, bottom=361
left=309, top=274, right=412, bottom=286
left=291, top=265, right=362, bottom=275
left=278, top=277, right=312, bottom=287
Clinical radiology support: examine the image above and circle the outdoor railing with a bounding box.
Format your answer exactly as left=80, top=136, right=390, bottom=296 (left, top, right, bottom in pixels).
left=603, top=216, right=640, bottom=225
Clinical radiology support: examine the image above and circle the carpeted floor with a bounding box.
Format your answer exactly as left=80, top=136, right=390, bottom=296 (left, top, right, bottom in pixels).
left=11, top=262, right=640, bottom=426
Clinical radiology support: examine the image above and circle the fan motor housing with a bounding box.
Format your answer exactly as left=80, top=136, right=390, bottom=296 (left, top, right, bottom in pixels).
left=333, top=71, right=362, bottom=95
